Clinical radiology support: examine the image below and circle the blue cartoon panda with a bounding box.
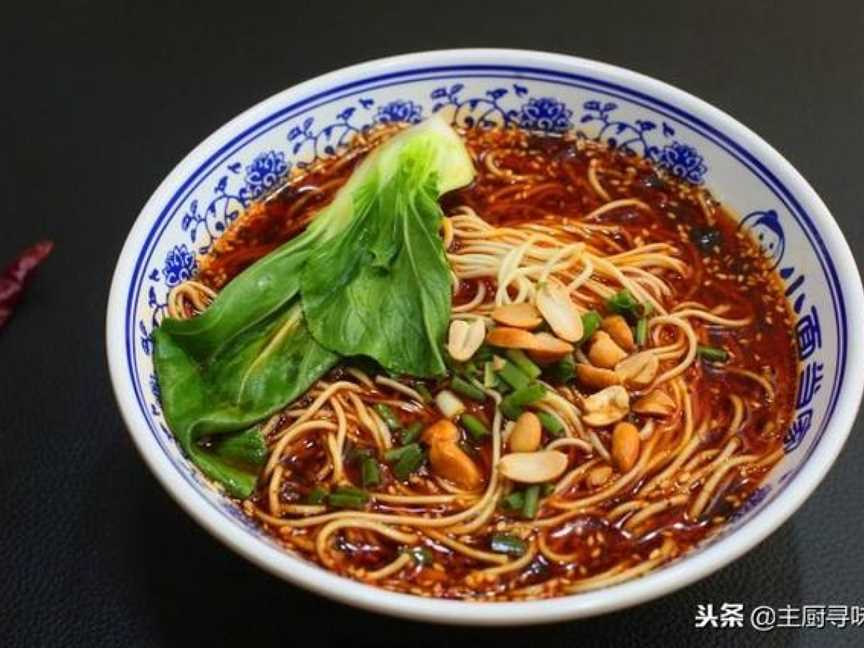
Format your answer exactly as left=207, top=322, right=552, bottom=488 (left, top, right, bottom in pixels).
left=739, top=209, right=785, bottom=269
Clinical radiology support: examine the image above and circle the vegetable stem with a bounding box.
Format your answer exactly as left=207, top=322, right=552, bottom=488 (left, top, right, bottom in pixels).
left=374, top=403, right=402, bottom=431
left=635, top=317, right=648, bottom=346
left=497, top=360, right=531, bottom=390
left=490, top=533, right=528, bottom=557
left=505, top=349, right=542, bottom=379
left=696, top=344, right=728, bottom=362
left=535, top=411, right=565, bottom=437
left=579, top=311, right=602, bottom=343
left=385, top=443, right=425, bottom=480
left=401, top=421, right=423, bottom=445
left=461, top=414, right=490, bottom=441
left=522, top=485, right=540, bottom=519
left=360, top=455, right=381, bottom=488
left=451, top=375, right=487, bottom=401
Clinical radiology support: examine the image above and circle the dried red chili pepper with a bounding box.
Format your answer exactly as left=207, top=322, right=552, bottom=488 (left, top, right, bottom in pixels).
left=0, top=240, right=54, bottom=328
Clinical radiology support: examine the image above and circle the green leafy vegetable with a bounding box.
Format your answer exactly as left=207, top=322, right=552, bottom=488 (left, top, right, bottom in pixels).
left=153, top=116, right=475, bottom=497
left=301, top=118, right=474, bottom=377
left=153, top=304, right=338, bottom=496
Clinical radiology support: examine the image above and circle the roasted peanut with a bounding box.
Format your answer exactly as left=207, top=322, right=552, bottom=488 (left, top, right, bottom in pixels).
left=423, top=420, right=482, bottom=489
left=492, top=302, right=543, bottom=329
left=588, top=331, right=628, bottom=369
left=632, top=389, right=676, bottom=417
left=536, top=279, right=583, bottom=342
left=587, top=465, right=613, bottom=487
left=527, top=332, right=574, bottom=363
left=486, top=326, right=539, bottom=350
left=601, top=315, right=636, bottom=351
left=422, top=419, right=460, bottom=445
left=447, top=318, right=486, bottom=362
left=581, top=385, right=630, bottom=427
left=428, top=442, right=483, bottom=490
left=499, top=450, right=569, bottom=483
left=615, top=351, right=659, bottom=388
left=611, top=421, right=641, bottom=472
left=509, top=412, right=542, bottom=452
left=575, top=363, right=622, bottom=390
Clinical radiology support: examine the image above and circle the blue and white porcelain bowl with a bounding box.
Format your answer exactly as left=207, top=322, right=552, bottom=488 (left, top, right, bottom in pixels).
left=106, top=50, right=864, bottom=625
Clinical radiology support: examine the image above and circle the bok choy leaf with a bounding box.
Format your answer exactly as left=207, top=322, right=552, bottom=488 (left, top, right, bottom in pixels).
left=301, top=137, right=460, bottom=376
left=153, top=115, right=474, bottom=497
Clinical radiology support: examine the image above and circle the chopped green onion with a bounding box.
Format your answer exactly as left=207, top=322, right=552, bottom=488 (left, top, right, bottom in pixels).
left=384, top=444, right=414, bottom=462
left=521, top=485, right=540, bottom=519
left=401, top=421, right=423, bottom=445
left=490, top=533, right=527, bottom=557
left=374, top=403, right=402, bottom=431
left=360, top=455, right=381, bottom=488
left=451, top=375, right=486, bottom=401
left=435, top=389, right=466, bottom=418
left=505, top=382, right=547, bottom=407
left=546, top=354, right=576, bottom=383
left=606, top=289, right=638, bottom=315
left=499, top=399, right=523, bottom=420
left=385, top=443, right=425, bottom=480
left=605, top=290, right=651, bottom=320
left=463, top=359, right=481, bottom=378
left=497, top=360, right=531, bottom=390
left=536, top=410, right=565, bottom=437
left=579, top=310, right=602, bottom=343
left=540, top=483, right=556, bottom=497
left=696, top=344, right=728, bottom=362
left=500, top=491, right=525, bottom=512
left=415, top=384, right=433, bottom=403
left=483, top=361, right=499, bottom=389
left=461, top=413, right=490, bottom=441
left=635, top=317, right=648, bottom=346
left=405, top=546, right=433, bottom=566
left=505, top=349, right=542, bottom=379
left=473, top=345, right=494, bottom=363
left=500, top=382, right=547, bottom=420
left=328, top=486, right=369, bottom=509
left=306, top=486, right=329, bottom=505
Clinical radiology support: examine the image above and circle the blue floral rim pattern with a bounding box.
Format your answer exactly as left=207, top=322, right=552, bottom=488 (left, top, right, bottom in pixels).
left=123, top=64, right=847, bottom=556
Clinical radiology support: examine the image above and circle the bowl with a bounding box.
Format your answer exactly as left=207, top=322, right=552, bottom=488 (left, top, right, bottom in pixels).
left=106, top=49, right=864, bottom=625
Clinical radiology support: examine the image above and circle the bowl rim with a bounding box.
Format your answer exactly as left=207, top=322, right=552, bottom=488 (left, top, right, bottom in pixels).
left=106, top=48, right=864, bottom=625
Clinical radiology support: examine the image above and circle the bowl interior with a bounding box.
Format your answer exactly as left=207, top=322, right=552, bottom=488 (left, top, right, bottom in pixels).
left=107, top=50, right=858, bottom=624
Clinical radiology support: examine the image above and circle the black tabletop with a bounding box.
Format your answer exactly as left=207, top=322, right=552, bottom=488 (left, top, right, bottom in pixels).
left=2, top=2, right=863, bottom=646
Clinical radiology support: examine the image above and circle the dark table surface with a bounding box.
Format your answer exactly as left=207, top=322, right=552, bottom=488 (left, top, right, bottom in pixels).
left=2, top=2, right=863, bottom=646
